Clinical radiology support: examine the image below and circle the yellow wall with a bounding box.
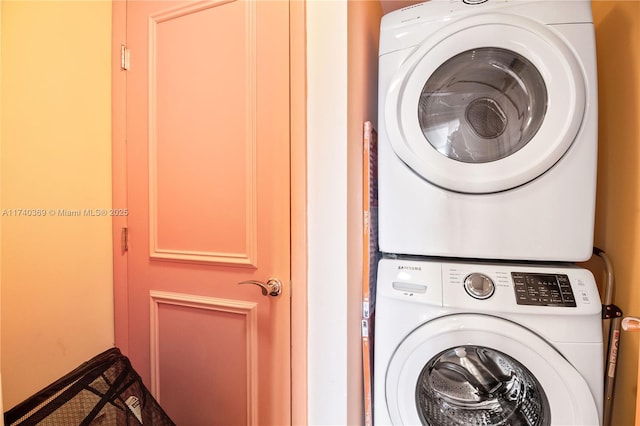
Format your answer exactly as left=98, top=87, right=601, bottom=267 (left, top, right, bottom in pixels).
left=0, top=0, right=113, bottom=409
left=592, top=2, right=640, bottom=425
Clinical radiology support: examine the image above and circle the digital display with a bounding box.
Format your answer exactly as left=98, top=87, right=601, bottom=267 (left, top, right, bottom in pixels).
left=511, top=272, right=576, bottom=307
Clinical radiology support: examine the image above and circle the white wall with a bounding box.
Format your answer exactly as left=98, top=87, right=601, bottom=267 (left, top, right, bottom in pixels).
left=306, top=1, right=350, bottom=424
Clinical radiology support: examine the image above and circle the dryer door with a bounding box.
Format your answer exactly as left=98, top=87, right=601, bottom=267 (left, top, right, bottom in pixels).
left=385, top=14, right=586, bottom=194
left=385, top=314, right=599, bottom=426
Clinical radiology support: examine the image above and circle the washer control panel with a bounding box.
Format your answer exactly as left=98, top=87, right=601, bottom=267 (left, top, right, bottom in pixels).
left=377, top=257, right=600, bottom=315
left=512, top=272, right=576, bottom=307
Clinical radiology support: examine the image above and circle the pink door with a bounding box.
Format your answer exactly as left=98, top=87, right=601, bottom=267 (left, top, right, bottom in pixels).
left=114, top=1, right=291, bottom=424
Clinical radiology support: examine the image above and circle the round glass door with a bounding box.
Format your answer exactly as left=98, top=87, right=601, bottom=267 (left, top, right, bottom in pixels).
left=418, top=48, right=548, bottom=163
left=384, top=14, right=586, bottom=193
left=416, top=345, right=550, bottom=426
left=384, top=315, right=600, bottom=426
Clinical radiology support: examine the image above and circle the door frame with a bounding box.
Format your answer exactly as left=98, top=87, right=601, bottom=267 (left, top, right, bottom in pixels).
left=110, top=1, right=308, bottom=423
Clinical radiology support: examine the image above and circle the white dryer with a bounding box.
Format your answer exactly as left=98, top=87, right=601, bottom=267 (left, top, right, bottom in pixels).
left=378, top=1, right=598, bottom=261
left=374, top=257, right=603, bottom=425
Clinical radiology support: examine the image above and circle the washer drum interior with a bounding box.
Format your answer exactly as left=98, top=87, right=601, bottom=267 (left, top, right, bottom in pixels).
left=416, top=345, right=551, bottom=426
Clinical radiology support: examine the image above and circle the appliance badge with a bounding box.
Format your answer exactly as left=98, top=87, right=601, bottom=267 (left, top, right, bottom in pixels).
left=398, top=265, right=421, bottom=271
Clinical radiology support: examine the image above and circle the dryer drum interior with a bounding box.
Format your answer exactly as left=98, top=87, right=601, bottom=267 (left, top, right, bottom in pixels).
left=416, top=345, right=551, bottom=426
left=418, top=47, right=548, bottom=164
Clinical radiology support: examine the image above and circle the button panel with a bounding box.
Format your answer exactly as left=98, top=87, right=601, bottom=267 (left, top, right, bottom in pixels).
left=511, top=272, right=576, bottom=307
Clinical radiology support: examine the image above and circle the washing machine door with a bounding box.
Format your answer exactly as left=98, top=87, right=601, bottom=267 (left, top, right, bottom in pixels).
left=385, top=314, right=599, bottom=426
left=385, top=14, right=586, bottom=194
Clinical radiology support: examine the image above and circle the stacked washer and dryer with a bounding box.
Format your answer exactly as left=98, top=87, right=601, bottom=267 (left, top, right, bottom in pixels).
left=374, top=1, right=603, bottom=425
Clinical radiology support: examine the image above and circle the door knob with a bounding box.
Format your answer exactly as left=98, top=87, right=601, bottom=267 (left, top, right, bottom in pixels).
left=238, top=278, right=282, bottom=297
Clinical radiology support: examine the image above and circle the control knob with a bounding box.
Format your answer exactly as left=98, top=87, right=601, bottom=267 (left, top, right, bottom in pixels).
left=464, top=273, right=495, bottom=299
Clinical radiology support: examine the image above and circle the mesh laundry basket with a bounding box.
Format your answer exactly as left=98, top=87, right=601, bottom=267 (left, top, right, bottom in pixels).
left=4, top=348, right=175, bottom=426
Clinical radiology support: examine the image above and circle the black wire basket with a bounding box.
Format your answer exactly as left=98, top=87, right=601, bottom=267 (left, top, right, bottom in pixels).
left=4, top=348, right=175, bottom=426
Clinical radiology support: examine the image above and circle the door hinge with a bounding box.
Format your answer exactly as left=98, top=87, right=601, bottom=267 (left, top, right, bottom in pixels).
left=120, top=44, right=130, bottom=70
left=121, top=227, right=129, bottom=252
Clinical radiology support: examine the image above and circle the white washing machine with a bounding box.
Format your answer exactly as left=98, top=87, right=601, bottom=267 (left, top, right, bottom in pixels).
left=378, top=1, right=598, bottom=262
left=374, top=257, right=603, bottom=425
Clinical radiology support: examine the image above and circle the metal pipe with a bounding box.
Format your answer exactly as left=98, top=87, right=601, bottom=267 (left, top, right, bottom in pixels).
left=603, top=315, right=622, bottom=426
left=594, top=247, right=614, bottom=305
left=594, top=247, right=621, bottom=426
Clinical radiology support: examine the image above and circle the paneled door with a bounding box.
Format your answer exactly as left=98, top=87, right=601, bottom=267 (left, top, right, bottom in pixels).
left=115, top=1, right=291, bottom=424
